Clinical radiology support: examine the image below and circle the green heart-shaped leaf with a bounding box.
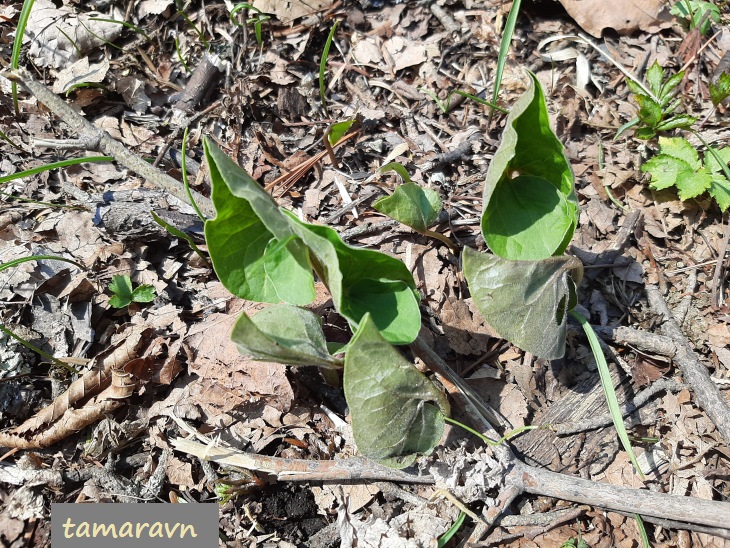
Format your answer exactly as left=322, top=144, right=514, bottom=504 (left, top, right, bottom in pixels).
left=482, top=72, right=578, bottom=260
left=463, top=247, right=583, bottom=360
left=484, top=175, right=573, bottom=261
left=344, top=314, right=449, bottom=468
left=286, top=216, right=421, bottom=345
left=373, top=182, right=443, bottom=233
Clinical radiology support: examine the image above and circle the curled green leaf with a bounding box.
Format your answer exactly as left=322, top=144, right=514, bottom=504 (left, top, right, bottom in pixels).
left=373, top=182, right=442, bottom=233
left=481, top=72, right=578, bottom=260
left=232, top=304, right=342, bottom=368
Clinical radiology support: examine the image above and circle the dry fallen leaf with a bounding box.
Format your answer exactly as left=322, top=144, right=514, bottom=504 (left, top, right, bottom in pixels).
left=24, top=0, right=123, bottom=69
left=557, top=0, right=672, bottom=37
left=252, top=0, right=334, bottom=22
left=185, top=308, right=295, bottom=415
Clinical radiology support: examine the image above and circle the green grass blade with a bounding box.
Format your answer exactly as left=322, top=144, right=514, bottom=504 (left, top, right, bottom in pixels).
left=177, top=9, right=209, bottom=48
left=438, top=511, right=466, bottom=547
left=453, top=90, right=509, bottom=114
left=0, top=156, right=112, bottom=186
left=150, top=211, right=208, bottom=263
left=88, top=17, right=151, bottom=42
left=0, top=191, right=81, bottom=208
left=181, top=127, right=205, bottom=221
left=634, top=514, right=650, bottom=548
left=12, top=0, right=37, bottom=114
left=175, top=37, right=191, bottom=72
left=0, top=323, right=78, bottom=373
left=230, top=3, right=263, bottom=23
left=319, top=21, right=339, bottom=116
left=0, top=254, right=86, bottom=273
left=0, top=128, right=21, bottom=149
left=492, top=0, right=522, bottom=109
left=570, top=310, right=644, bottom=478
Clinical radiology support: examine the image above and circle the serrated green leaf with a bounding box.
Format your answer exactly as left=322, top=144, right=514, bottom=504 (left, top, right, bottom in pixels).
left=286, top=216, right=421, bottom=344
left=108, top=274, right=133, bottom=308
left=344, top=314, right=449, bottom=468
left=328, top=119, right=355, bottom=145
left=710, top=73, right=730, bottom=106
left=131, top=284, right=156, bottom=303
left=204, top=138, right=316, bottom=305
left=373, top=182, right=442, bottom=232
left=654, top=114, right=696, bottom=132
left=641, top=154, right=692, bottom=190
left=662, top=96, right=683, bottom=115
left=481, top=72, right=578, bottom=261
left=484, top=175, right=573, bottom=260
left=705, top=147, right=730, bottom=175
left=675, top=169, right=713, bottom=200
left=231, top=304, right=342, bottom=368
left=635, top=95, right=663, bottom=127
left=625, top=78, right=648, bottom=98
left=645, top=61, right=664, bottom=97
left=709, top=175, right=730, bottom=212
left=635, top=127, right=657, bottom=140
left=463, top=247, right=582, bottom=360
left=657, top=136, right=701, bottom=169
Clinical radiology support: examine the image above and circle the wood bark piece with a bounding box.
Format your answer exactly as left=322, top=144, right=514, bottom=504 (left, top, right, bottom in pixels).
left=645, top=284, right=730, bottom=442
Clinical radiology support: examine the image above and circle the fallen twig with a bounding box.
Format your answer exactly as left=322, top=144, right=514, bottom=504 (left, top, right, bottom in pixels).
left=413, top=334, right=730, bottom=540
left=4, top=68, right=214, bottom=217
left=170, top=437, right=434, bottom=484
left=645, top=284, right=730, bottom=442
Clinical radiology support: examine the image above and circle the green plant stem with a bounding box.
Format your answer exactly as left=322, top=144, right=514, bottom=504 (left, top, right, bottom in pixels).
left=319, top=21, right=339, bottom=116
left=181, top=128, right=205, bottom=221
left=444, top=416, right=541, bottom=446
left=0, top=324, right=78, bottom=373
left=693, top=130, right=730, bottom=181
left=570, top=309, right=644, bottom=479
left=420, top=228, right=458, bottom=254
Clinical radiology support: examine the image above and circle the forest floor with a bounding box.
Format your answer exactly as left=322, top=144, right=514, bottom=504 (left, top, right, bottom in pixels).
left=0, top=0, right=729, bottom=546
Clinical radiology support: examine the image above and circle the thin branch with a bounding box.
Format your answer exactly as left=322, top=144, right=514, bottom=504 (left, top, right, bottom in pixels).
left=5, top=68, right=215, bottom=217
left=170, top=437, right=434, bottom=484
left=645, top=284, right=730, bottom=442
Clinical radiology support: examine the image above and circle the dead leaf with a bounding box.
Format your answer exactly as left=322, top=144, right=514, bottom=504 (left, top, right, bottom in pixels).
left=185, top=309, right=295, bottom=414
left=24, top=0, right=124, bottom=69
left=252, top=0, right=334, bottom=22
left=557, top=0, right=672, bottom=37
left=52, top=58, right=110, bottom=94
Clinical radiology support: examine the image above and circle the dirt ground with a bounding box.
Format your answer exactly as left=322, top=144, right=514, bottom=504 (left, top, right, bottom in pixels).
left=0, top=0, right=729, bottom=546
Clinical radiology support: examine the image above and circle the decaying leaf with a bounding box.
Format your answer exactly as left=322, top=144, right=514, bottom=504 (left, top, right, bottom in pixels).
left=251, top=0, right=334, bottom=21
left=557, top=0, right=672, bottom=37
left=24, top=0, right=124, bottom=69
